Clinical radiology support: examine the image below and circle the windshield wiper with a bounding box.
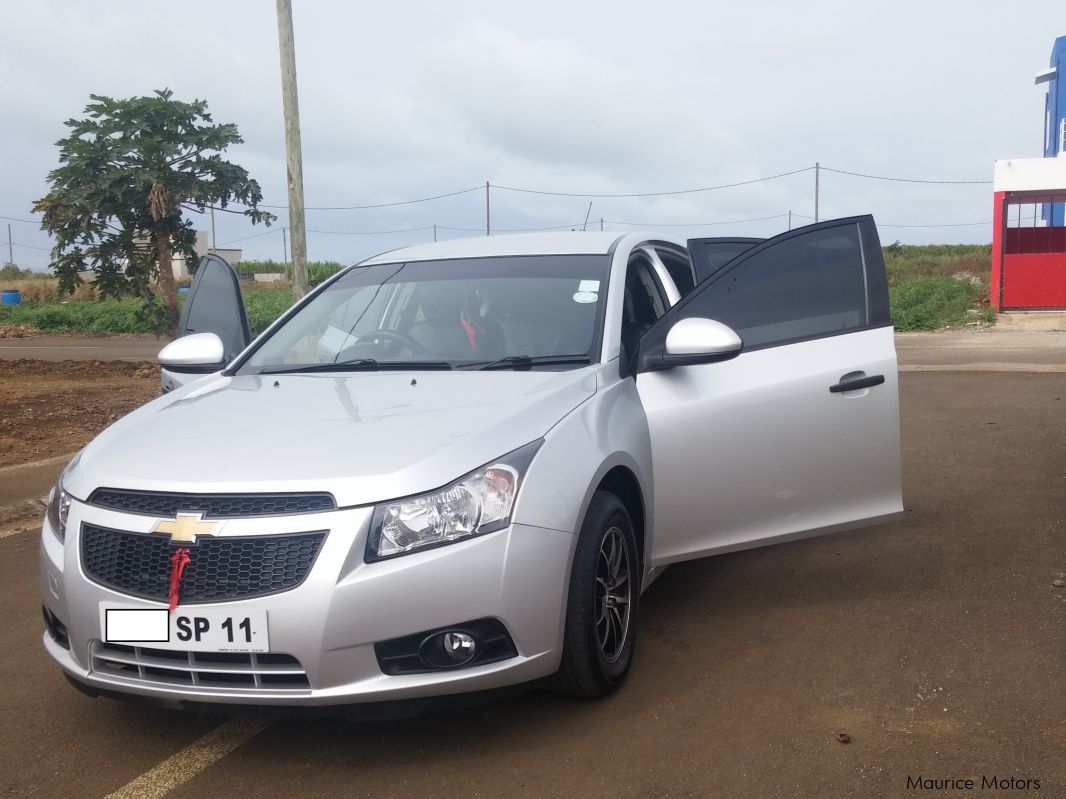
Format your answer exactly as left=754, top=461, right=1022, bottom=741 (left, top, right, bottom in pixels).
left=465, top=354, right=592, bottom=371
left=259, top=359, right=452, bottom=375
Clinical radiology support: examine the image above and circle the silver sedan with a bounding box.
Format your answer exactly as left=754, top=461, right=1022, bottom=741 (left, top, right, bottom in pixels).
left=41, top=217, right=902, bottom=709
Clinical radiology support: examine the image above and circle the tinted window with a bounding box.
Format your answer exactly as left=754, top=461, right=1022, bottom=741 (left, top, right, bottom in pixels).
left=684, top=224, right=867, bottom=348
left=177, top=254, right=251, bottom=362
left=687, top=238, right=763, bottom=282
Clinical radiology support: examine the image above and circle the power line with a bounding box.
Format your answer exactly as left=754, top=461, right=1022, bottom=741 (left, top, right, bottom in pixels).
left=878, top=221, right=990, bottom=228
left=0, top=214, right=39, bottom=224
left=820, top=166, right=992, bottom=185
left=605, top=213, right=789, bottom=228
left=11, top=241, right=51, bottom=251
left=251, top=185, right=484, bottom=211
left=216, top=227, right=284, bottom=246
left=306, top=226, right=436, bottom=235
left=491, top=167, right=815, bottom=199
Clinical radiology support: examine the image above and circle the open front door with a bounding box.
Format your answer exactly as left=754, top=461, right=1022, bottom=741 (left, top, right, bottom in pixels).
left=162, top=254, right=252, bottom=393
left=641, top=217, right=903, bottom=566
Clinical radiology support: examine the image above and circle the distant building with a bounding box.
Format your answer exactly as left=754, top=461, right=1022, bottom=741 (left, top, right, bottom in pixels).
left=989, top=35, right=1066, bottom=311
left=1038, top=35, right=1066, bottom=225
left=172, top=231, right=242, bottom=279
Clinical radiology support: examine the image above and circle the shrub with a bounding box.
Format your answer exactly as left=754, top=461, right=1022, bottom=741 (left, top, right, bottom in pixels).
left=889, top=276, right=984, bottom=331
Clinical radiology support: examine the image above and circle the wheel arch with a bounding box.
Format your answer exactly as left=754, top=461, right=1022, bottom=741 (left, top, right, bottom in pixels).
left=595, top=465, right=647, bottom=575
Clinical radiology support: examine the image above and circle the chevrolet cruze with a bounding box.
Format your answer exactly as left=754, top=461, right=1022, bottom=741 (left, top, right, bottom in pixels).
left=41, top=217, right=902, bottom=709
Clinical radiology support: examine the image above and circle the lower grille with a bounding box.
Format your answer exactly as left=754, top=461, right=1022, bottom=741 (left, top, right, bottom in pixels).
left=81, top=524, right=327, bottom=603
left=91, top=642, right=310, bottom=691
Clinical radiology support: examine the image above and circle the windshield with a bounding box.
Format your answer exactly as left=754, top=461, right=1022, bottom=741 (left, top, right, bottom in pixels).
left=238, top=254, right=611, bottom=373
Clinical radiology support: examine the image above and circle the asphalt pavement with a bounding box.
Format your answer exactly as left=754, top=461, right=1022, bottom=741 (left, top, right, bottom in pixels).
left=0, top=333, right=1064, bottom=798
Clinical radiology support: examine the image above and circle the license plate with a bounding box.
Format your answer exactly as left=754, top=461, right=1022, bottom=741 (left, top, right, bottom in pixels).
left=100, top=605, right=269, bottom=653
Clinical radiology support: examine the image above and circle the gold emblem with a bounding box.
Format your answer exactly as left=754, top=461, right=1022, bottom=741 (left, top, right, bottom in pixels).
left=151, top=513, right=222, bottom=544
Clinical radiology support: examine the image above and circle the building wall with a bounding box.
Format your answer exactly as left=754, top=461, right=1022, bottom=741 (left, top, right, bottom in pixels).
left=1041, top=35, right=1066, bottom=226
left=171, top=232, right=241, bottom=279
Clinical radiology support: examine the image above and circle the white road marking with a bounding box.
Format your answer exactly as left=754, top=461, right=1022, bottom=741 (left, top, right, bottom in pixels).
left=103, top=717, right=273, bottom=799
left=0, top=345, right=102, bottom=349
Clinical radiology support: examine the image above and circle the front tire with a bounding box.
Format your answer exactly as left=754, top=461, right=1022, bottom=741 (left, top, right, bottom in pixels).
left=552, top=491, right=640, bottom=699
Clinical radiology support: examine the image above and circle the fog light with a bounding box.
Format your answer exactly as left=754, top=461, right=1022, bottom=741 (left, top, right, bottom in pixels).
left=442, top=631, right=476, bottom=663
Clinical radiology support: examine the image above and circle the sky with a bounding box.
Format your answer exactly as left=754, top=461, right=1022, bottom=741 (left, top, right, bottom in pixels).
left=0, top=0, right=1062, bottom=270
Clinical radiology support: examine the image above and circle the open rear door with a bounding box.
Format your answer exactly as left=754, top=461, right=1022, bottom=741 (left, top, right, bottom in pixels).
left=687, top=237, right=764, bottom=283
left=161, top=254, right=252, bottom=393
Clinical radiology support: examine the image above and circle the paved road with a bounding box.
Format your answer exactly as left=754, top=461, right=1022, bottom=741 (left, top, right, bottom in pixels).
left=897, top=328, right=1066, bottom=372
left=0, top=335, right=167, bottom=361
left=1, top=342, right=1064, bottom=798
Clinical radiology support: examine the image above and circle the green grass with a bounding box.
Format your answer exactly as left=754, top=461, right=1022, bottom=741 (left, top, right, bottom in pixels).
left=0, top=288, right=296, bottom=336
left=0, top=297, right=154, bottom=333
left=882, top=242, right=993, bottom=330
left=888, top=276, right=989, bottom=331
left=244, top=288, right=293, bottom=334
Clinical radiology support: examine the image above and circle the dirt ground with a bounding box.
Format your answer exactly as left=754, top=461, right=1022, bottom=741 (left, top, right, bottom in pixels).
left=0, top=359, right=160, bottom=467
left=1, top=349, right=1064, bottom=798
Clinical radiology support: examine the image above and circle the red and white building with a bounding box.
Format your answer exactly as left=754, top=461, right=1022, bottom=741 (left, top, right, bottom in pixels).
left=991, top=158, right=1066, bottom=310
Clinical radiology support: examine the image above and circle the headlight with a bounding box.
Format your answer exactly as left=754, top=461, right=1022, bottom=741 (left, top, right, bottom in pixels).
left=46, top=485, right=71, bottom=542
left=45, top=451, right=81, bottom=542
left=367, top=440, right=543, bottom=561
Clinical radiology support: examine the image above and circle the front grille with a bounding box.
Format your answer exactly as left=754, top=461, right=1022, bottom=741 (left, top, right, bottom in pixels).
left=81, top=524, right=327, bottom=603
left=88, top=488, right=336, bottom=518
left=91, top=642, right=310, bottom=691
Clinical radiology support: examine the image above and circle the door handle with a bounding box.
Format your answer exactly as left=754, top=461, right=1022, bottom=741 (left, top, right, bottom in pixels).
left=829, top=374, right=884, bottom=393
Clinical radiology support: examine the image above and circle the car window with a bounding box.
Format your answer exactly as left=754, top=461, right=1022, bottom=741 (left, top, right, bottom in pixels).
left=678, top=223, right=869, bottom=349
left=237, top=255, right=611, bottom=371
left=687, top=238, right=764, bottom=283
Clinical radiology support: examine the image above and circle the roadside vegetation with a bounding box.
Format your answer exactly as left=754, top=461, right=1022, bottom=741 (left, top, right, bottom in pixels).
left=882, top=242, right=993, bottom=331
left=1, top=244, right=994, bottom=336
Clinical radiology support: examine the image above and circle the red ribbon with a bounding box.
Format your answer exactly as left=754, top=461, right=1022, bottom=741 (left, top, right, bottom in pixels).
left=168, top=548, right=191, bottom=613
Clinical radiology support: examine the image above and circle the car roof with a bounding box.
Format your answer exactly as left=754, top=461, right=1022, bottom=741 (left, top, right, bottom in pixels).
left=360, top=231, right=629, bottom=265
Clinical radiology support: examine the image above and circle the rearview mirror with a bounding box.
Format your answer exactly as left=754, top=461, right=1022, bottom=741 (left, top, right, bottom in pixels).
left=158, top=332, right=226, bottom=373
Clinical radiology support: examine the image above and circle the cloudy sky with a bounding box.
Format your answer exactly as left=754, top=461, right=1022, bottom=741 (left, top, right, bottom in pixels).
left=1, top=0, right=1061, bottom=270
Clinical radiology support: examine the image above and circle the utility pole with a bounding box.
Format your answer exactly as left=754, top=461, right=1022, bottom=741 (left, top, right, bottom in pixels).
left=814, top=162, right=820, bottom=223
left=433, top=224, right=437, bottom=242
left=600, top=217, right=604, bottom=231
left=788, top=210, right=792, bottom=230
left=6, top=224, right=12, bottom=266
left=209, top=206, right=217, bottom=254
left=485, top=181, right=491, bottom=236
left=581, top=202, right=593, bottom=231
left=275, top=0, right=309, bottom=299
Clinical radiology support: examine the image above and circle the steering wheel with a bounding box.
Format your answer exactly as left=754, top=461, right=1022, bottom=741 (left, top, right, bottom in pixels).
left=357, top=329, right=427, bottom=355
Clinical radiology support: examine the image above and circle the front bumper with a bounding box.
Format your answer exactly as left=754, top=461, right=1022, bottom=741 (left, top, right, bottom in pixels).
left=40, top=500, right=575, bottom=706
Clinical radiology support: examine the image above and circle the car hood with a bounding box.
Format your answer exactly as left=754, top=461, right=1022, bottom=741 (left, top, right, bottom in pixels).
left=67, top=369, right=597, bottom=508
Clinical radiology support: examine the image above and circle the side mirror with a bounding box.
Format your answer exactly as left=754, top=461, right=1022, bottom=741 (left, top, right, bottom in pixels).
left=639, top=317, right=742, bottom=371
left=158, top=332, right=226, bottom=373
left=665, top=317, right=742, bottom=359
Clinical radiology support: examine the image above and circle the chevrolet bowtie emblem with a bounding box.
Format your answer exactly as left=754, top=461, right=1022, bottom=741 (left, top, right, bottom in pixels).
left=151, top=513, right=222, bottom=544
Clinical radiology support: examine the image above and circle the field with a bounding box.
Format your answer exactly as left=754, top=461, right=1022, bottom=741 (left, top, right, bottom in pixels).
left=0, top=359, right=160, bottom=466
left=0, top=245, right=994, bottom=334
